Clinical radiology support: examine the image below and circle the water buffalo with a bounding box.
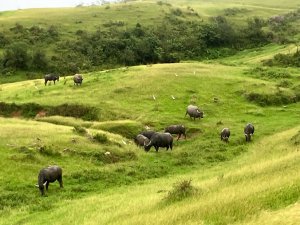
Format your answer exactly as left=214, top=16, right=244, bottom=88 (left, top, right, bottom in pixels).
left=165, top=125, right=186, bottom=141
left=140, top=130, right=156, bottom=139
left=144, top=132, right=173, bottom=152
left=220, top=128, right=230, bottom=142
left=185, top=105, right=203, bottom=120
left=73, top=74, right=83, bottom=85
left=244, top=123, right=255, bottom=142
left=35, top=165, right=63, bottom=196
left=44, top=74, right=59, bottom=86
left=134, top=134, right=149, bottom=147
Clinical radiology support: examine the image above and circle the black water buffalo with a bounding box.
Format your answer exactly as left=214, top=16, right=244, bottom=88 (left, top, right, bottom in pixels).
left=185, top=105, right=203, bottom=120
left=144, top=132, right=173, bottom=152
left=165, top=125, right=186, bottom=140
left=44, top=74, right=59, bottom=86
left=73, top=74, right=83, bottom=85
left=244, top=123, right=255, bottom=142
left=220, top=128, right=230, bottom=142
left=35, top=165, right=63, bottom=196
left=134, top=134, right=150, bottom=147
left=140, top=130, right=156, bottom=139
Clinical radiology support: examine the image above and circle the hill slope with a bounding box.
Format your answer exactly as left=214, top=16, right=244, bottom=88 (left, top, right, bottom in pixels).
left=0, top=1, right=300, bottom=224
left=0, top=56, right=300, bottom=224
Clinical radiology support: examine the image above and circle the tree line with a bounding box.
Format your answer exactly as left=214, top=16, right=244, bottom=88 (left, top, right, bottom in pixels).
left=0, top=9, right=299, bottom=76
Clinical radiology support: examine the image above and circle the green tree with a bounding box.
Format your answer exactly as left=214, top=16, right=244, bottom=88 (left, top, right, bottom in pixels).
left=3, top=42, right=30, bottom=69
left=31, top=50, right=48, bottom=71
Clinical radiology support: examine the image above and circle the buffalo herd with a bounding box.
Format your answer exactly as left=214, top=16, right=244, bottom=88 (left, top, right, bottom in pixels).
left=38, top=74, right=256, bottom=196
left=134, top=104, right=255, bottom=152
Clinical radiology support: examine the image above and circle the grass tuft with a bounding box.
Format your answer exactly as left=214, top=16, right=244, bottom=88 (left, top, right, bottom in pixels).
left=165, top=179, right=198, bottom=202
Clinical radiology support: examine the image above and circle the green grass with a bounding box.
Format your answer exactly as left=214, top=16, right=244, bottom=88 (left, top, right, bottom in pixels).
left=1, top=125, right=299, bottom=225
left=0, top=0, right=299, bottom=33
left=0, top=1, right=300, bottom=224
left=0, top=56, right=300, bottom=224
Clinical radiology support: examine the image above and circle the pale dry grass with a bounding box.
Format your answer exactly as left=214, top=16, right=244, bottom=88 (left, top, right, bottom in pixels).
left=4, top=125, right=298, bottom=225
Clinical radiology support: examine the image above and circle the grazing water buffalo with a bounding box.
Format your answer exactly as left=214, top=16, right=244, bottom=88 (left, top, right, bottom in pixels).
left=244, top=123, right=255, bottom=142
left=144, top=132, right=173, bottom=152
left=134, top=134, right=150, bottom=147
left=35, top=165, right=63, bottom=196
left=44, top=74, right=59, bottom=86
left=73, top=74, right=83, bottom=85
left=140, top=130, right=156, bottom=139
left=220, top=128, right=230, bottom=142
left=165, top=125, right=186, bottom=140
left=185, top=105, right=203, bottom=120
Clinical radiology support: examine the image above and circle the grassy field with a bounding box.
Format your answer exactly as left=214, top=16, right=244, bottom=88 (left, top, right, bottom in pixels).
left=0, top=1, right=300, bottom=224
left=0, top=49, right=300, bottom=224
left=0, top=0, right=299, bottom=32
left=2, top=124, right=299, bottom=225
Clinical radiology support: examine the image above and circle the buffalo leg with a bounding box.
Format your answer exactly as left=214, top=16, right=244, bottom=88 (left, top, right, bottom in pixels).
left=58, top=177, right=63, bottom=188
left=177, top=134, right=181, bottom=141
left=155, top=146, right=159, bottom=152
left=45, top=182, right=49, bottom=191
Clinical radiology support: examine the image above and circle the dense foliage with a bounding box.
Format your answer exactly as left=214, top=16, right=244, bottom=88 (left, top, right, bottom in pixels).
left=0, top=7, right=299, bottom=77
left=263, top=51, right=300, bottom=67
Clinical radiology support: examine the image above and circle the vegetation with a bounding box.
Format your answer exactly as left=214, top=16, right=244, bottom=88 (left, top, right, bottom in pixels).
left=0, top=0, right=300, bottom=224
left=0, top=1, right=300, bottom=78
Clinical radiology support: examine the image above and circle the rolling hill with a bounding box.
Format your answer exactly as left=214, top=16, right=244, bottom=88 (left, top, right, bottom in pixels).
left=0, top=0, right=300, bottom=224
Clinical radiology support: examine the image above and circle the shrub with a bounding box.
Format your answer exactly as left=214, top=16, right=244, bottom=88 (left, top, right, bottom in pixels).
left=72, top=125, right=87, bottom=135
left=165, top=179, right=198, bottom=202
left=245, top=67, right=291, bottom=80
left=244, top=91, right=297, bottom=106
left=93, top=133, right=109, bottom=144
left=277, top=79, right=293, bottom=88
left=37, top=145, right=61, bottom=157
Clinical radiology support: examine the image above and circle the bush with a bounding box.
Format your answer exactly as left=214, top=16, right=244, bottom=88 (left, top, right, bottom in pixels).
left=245, top=67, right=291, bottom=80
left=263, top=51, right=300, bottom=67
left=93, top=133, right=109, bottom=144
left=165, top=179, right=198, bottom=202
left=244, top=91, right=298, bottom=106
left=73, top=126, right=87, bottom=135
left=37, top=145, right=61, bottom=157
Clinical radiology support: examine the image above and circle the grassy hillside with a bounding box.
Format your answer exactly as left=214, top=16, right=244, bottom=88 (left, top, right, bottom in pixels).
left=0, top=1, right=300, bottom=224
left=0, top=54, right=300, bottom=224
left=2, top=125, right=299, bottom=225
left=1, top=0, right=299, bottom=29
